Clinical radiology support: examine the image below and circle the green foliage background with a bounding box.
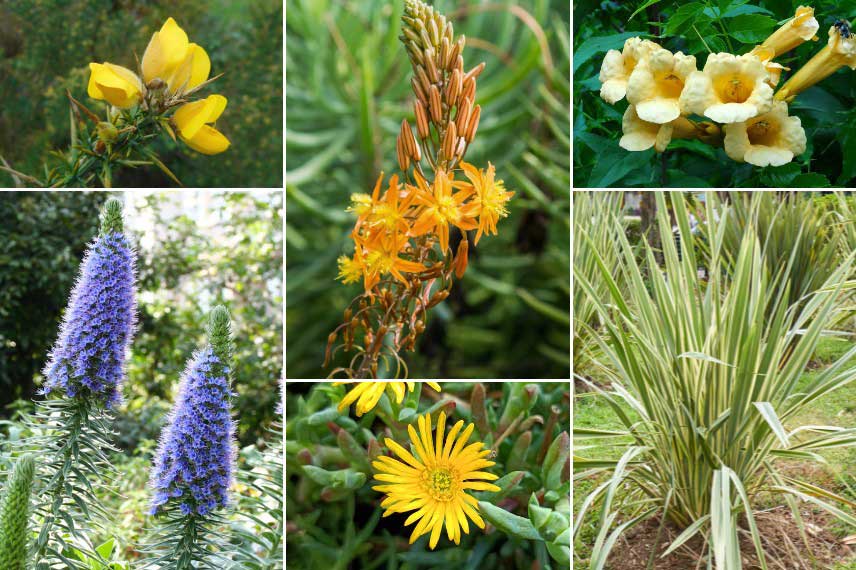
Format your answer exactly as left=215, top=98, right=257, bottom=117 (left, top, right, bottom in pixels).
left=573, top=0, right=856, bottom=188
left=0, top=0, right=282, bottom=188
left=0, top=191, right=283, bottom=562
left=286, top=0, right=571, bottom=379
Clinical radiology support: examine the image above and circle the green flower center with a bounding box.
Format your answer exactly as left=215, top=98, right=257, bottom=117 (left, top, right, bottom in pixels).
left=426, top=467, right=456, bottom=501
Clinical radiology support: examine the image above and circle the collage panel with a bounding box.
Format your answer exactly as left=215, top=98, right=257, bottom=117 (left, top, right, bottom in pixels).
left=285, top=381, right=571, bottom=568
left=285, top=0, right=571, bottom=380
left=573, top=1, right=856, bottom=188
left=0, top=2, right=283, bottom=188
left=573, top=191, right=856, bottom=568
left=0, top=191, right=283, bottom=568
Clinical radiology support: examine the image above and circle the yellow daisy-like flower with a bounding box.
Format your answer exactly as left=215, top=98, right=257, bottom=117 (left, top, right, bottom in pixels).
left=334, top=382, right=442, bottom=416
left=372, top=411, right=500, bottom=549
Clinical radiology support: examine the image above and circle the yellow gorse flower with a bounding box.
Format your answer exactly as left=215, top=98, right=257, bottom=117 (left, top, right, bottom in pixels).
left=335, top=382, right=441, bottom=416
left=142, top=17, right=211, bottom=95
left=87, top=63, right=144, bottom=109
left=86, top=17, right=230, bottom=155
left=173, top=95, right=231, bottom=155
left=372, top=411, right=500, bottom=549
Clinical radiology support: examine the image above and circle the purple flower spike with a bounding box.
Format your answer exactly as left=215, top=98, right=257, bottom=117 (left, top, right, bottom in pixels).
left=149, top=307, right=235, bottom=517
left=42, top=199, right=136, bottom=408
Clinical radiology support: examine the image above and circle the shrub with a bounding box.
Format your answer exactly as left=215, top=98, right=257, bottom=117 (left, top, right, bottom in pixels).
left=575, top=191, right=856, bottom=568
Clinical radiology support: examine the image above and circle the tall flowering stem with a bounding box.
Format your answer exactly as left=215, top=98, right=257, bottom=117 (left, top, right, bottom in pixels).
left=0, top=455, right=36, bottom=570
left=23, top=198, right=137, bottom=568
left=145, top=306, right=236, bottom=569
left=326, top=0, right=514, bottom=379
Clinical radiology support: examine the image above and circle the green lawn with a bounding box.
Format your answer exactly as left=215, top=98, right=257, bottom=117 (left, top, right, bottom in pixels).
left=573, top=336, right=856, bottom=569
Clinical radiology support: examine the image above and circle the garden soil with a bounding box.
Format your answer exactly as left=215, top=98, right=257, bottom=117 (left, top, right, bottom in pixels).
left=607, top=509, right=854, bottom=569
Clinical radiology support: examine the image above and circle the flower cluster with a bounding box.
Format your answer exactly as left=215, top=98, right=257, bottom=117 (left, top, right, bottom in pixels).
left=327, top=0, right=513, bottom=378
left=42, top=202, right=136, bottom=408
left=149, top=346, right=235, bottom=516
left=599, top=7, right=854, bottom=167
left=88, top=17, right=229, bottom=155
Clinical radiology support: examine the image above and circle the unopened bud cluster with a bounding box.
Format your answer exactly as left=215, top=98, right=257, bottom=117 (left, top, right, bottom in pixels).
left=327, top=0, right=514, bottom=379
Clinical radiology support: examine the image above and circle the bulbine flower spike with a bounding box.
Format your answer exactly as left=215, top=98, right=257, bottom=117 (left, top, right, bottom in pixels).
left=373, top=411, right=500, bottom=549
left=334, top=382, right=441, bottom=416
left=42, top=199, right=136, bottom=408
left=326, top=0, right=513, bottom=379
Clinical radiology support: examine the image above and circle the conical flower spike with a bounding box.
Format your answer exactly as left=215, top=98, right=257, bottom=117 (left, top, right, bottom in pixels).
left=776, top=22, right=856, bottom=102
left=149, top=306, right=236, bottom=516
left=42, top=198, right=137, bottom=408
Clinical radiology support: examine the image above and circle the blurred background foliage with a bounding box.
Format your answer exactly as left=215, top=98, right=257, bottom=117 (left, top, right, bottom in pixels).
left=0, top=0, right=282, bottom=187
left=573, top=0, right=856, bottom=188
left=286, top=0, right=570, bottom=379
left=285, top=382, right=570, bottom=569
left=0, top=191, right=283, bottom=562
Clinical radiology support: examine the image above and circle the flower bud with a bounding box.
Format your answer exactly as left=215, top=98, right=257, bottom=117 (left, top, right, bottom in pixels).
left=96, top=122, right=119, bottom=144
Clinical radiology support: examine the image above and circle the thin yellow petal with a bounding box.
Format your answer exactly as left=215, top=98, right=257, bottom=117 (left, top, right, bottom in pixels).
left=384, top=438, right=424, bottom=470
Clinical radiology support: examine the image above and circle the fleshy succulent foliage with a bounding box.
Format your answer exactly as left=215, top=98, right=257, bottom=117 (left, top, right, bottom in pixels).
left=145, top=305, right=236, bottom=569
left=41, top=198, right=136, bottom=407
left=0, top=454, right=36, bottom=570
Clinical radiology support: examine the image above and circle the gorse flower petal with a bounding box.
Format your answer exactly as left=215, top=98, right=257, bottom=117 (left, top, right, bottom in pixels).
left=372, top=411, right=500, bottom=549
left=141, top=18, right=210, bottom=95
left=149, top=307, right=236, bottom=517
left=87, top=63, right=143, bottom=108
left=42, top=200, right=136, bottom=408
left=142, top=17, right=189, bottom=86
left=174, top=95, right=230, bottom=155
left=334, top=382, right=442, bottom=416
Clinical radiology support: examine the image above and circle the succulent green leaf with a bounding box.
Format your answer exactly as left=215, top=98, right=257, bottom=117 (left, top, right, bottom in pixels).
left=477, top=501, right=542, bottom=541
left=302, top=466, right=366, bottom=490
